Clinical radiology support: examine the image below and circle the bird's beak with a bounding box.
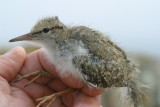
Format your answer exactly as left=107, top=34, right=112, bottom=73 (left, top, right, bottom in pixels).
left=9, top=33, right=34, bottom=42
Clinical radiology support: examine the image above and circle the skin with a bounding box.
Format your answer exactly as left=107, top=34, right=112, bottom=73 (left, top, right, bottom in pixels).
left=0, top=46, right=104, bottom=107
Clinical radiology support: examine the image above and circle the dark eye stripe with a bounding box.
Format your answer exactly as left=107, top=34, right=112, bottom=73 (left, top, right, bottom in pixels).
left=32, top=26, right=63, bottom=35
left=50, top=26, right=63, bottom=30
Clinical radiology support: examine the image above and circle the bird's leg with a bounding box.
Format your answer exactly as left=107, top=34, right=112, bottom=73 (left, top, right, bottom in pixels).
left=14, top=70, right=56, bottom=87
left=14, top=70, right=77, bottom=107
left=35, top=88, right=76, bottom=107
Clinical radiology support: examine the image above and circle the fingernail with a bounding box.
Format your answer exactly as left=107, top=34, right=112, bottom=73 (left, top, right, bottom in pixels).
left=5, top=46, right=23, bottom=55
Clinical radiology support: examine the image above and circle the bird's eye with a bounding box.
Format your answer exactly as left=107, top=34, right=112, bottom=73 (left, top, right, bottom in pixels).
left=43, top=28, right=50, bottom=33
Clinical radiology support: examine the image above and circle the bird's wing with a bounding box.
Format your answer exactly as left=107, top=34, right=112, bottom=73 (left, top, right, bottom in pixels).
left=72, top=54, right=129, bottom=88
left=72, top=55, right=110, bottom=88
left=71, top=26, right=130, bottom=88
left=71, top=26, right=127, bottom=61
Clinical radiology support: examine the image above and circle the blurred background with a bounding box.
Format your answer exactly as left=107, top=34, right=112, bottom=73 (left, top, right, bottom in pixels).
left=0, top=0, right=159, bottom=107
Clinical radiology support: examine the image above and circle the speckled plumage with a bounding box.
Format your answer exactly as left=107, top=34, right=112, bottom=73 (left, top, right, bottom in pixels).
left=10, top=17, right=146, bottom=107
left=70, top=26, right=134, bottom=88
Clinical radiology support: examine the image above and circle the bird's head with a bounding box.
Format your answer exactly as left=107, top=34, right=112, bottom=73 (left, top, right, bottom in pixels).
left=9, top=17, right=69, bottom=43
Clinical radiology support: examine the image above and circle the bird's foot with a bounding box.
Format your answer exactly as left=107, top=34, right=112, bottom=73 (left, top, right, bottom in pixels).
left=14, top=70, right=55, bottom=87
left=35, top=88, right=76, bottom=107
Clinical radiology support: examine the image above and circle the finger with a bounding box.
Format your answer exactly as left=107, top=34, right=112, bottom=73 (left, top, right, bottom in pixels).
left=19, top=49, right=53, bottom=84
left=38, top=49, right=84, bottom=88
left=11, top=87, right=35, bottom=107
left=62, top=92, right=102, bottom=107
left=47, top=79, right=68, bottom=91
left=12, top=79, right=63, bottom=107
left=82, top=85, right=104, bottom=96
left=38, top=49, right=104, bottom=96
left=43, top=98, right=62, bottom=107
left=61, top=91, right=77, bottom=107
left=0, top=76, right=11, bottom=94
left=74, top=93, right=102, bottom=107
left=0, top=46, right=26, bottom=81
left=37, top=49, right=58, bottom=77
left=11, top=78, right=53, bottom=99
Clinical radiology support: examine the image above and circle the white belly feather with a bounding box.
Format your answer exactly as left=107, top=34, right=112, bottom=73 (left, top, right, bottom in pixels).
left=42, top=41, right=88, bottom=80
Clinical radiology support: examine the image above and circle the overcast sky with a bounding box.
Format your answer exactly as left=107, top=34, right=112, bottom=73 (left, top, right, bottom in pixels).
left=0, top=0, right=160, bottom=57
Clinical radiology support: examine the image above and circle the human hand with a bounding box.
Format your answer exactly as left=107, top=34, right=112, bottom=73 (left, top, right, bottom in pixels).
left=0, top=47, right=103, bottom=107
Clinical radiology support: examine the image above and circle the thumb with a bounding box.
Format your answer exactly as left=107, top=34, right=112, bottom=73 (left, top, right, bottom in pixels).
left=0, top=46, right=26, bottom=81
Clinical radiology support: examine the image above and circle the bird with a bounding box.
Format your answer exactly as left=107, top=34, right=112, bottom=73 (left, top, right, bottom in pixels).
left=9, top=16, right=146, bottom=107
